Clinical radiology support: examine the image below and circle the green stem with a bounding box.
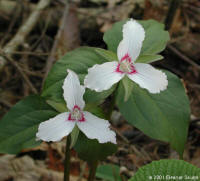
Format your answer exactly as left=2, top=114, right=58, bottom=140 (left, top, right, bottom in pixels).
left=64, top=136, right=71, bottom=181
left=88, top=161, right=98, bottom=181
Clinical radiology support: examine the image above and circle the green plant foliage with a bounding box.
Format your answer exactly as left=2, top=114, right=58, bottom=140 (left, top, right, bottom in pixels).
left=121, top=76, right=133, bottom=102
left=42, top=47, right=116, bottom=105
left=103, top=19, right=169, bottom=63
left=74, top=106, right=117, bottom=163
left=116, top=71, right=190, bottom=156
left=95, top=48, right=163, bottom=64
left=74, top=132, right=117, bottom=164
left=135, top=54, right=163, bottom=63
left=129, top=159, right=200, bottom=181
left=95, top=48, right=118, bottom=62
left=96, top=164, right=122, bottom=181
left=0, top=95, right=57, bottom=154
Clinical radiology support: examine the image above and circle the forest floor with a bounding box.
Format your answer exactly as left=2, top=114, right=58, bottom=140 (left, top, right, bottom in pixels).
left=0, top=0, right=200, bottom=180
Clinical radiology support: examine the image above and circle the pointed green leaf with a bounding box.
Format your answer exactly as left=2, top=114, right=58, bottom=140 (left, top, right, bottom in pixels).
left=129, top=159, right=200, bottom=181
left=136, top=54, right=163, bottom=63
left=0, top=95, right=57, bottom=154
left=42, top=47, right=116, bottom=105
left=96, top=164, right=122, bottom=181
left=103, top=19, right=169, bottom=63
left=46, top=100, right=68, bottom=113
left=74, top=132, right=117, bottom=164
left=70, top=125, right=79, bottom=148
left=95, top=48, right=118, bottom=62
left=74, top=107, right=117, bottom=163
left=122, top=76, right=134, bottom=102
left=116, top=71, right=190, bottom=156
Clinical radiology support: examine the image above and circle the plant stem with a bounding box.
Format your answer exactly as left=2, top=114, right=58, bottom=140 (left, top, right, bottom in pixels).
left=88, top=161, right=98, bottom=181
left=64, top=136, right=71, bottom=181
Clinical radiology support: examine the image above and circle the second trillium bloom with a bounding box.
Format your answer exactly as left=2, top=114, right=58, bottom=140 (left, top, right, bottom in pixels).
left=36, top=70, right=116, bottom=144
left=84, top=19, right=168, bottom=94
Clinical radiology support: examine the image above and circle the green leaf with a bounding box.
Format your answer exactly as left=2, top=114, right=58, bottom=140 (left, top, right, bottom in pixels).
left=42, top=47, right=116, bottom=105
left=122, top=76, right=133, bottom=102
left=0, top=95, right=57, bottom=154
left=103, top=19, right=169, bottom=63
left=95, top=48, right=118, bottom=62
left=74, top=106, right=117, bottom=163
left=70, top=125, right=79, bottom=148
left=46, top=100, right=68, bottom=113
left=129, top=159, right=200, bottom=181
left=136, top=54, right=163, bottom=63
left=74, top=132, right=117, bottom=164
left=116, top=71, right=190, bottom=156
left=96, top=164, right=122, bottom=181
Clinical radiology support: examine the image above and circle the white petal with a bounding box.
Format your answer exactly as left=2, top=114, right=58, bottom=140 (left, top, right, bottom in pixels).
left=36, top=112, right=75, bottom=142
left=128, top=63, right=168, bottom=93
left=84, top=61, right=124, bottom=92
left=63, top=69, right=85, bottom=110
left=77, top=111, right=116, bottom=144
left=117, top=19, right=145, bottom=62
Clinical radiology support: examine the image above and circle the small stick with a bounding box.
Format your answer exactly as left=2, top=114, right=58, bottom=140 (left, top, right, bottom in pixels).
left=0, top=0, right=51, bottom=71
left=168, top=45, right=200, bottom=70
left=0, top=50, right=50, bottom=56
left=2, top=54, right=38, bottom=94
left=42, top=0, right=69, bottom=87
left=165, top=0, right=182, bottom=30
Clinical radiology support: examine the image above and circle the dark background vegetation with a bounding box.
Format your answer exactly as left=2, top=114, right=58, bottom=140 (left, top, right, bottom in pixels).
left=0, top=0, right=199, bottom=180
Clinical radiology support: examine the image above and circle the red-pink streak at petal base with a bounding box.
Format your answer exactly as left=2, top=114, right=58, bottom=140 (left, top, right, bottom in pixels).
left=68, top=105, right=85, bottom=122
left=115, top=54, right=137, bottom=74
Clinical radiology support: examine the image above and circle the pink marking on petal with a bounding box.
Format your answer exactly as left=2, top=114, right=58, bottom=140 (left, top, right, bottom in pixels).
left=115, top=53, right=137, bottom=75
left=128, top=64, right=137, bottom=75
left=120, top=53, right=132, bottom=63
left=73, top=105, right=81, bottom=111
left=68, top=113, right=76, bottom=122
left=78, top=113, right=85, bottom=122
left=68, top=105, right=85, bottom=122
left=115, top=63, right=124, bottom=74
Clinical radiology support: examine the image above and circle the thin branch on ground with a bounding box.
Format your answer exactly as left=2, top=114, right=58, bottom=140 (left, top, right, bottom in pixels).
left=0, top=0, right=51, bottom=71
left=0, top=50, right=50, bottom=56
left=2, top=54, right=38, bottom=94
left=42, top=0, right=69, bottom=88
left=165, top=0, right=182, bottom=30
left=167, top=45, right=200, bottom=70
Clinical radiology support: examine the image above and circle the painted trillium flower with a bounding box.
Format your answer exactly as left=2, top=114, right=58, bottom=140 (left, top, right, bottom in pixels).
left=36, top=70, right=116, bottom=144
left=84, top=19, right=168, bottom=94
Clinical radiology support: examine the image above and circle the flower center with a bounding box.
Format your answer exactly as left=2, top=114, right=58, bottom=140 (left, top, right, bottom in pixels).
left=119, top=61, right=132, bottom=73
left=68, top=105, right=85, bottom=122
left=116, top=54, right=137, bottom=74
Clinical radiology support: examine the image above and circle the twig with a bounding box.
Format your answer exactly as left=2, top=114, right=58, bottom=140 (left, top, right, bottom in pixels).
left=0, top=50, right=50, bottom=56
left=111, top=126, right=147, bottom=159
left=77, top=162, right=87, bottom=181
left=0, top=0, right=51, bottom=71
left=167, top=45, right=200, bottom=70
left=165, top=0, right=182, bottom=30
left=111, top=126, right=129, bottom=144
left=188, top=83, right=200, bottom=90
left=0, top=99, right=12, bottom=108
left=42, top=0, right=69, bottom=87
left=2, top=54, right=38, bottom=94
left=0, top=0, right=22, bottom=47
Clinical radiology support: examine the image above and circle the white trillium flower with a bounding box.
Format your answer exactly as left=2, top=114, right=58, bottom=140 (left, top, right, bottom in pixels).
left=36, top=70, right=116, bottom=144
left=84, top=19, right=168, bottom=94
